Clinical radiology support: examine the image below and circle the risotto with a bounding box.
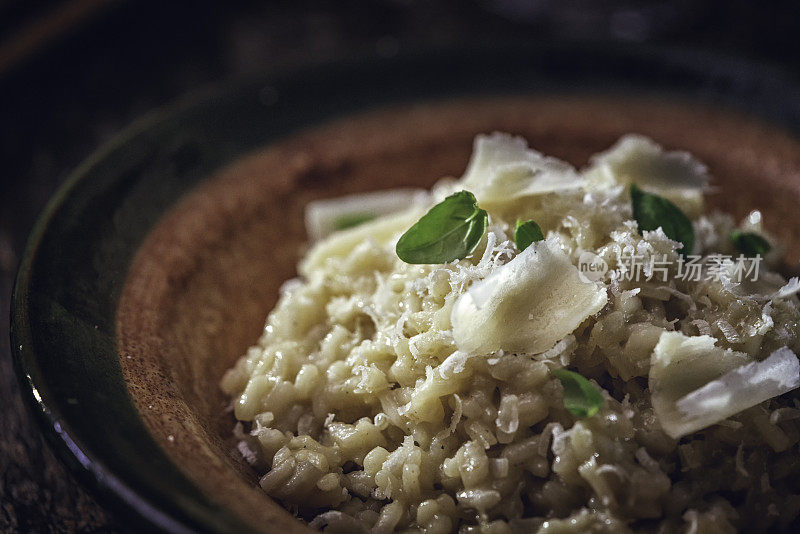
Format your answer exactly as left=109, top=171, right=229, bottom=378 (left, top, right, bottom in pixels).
left=221, top=133, right=800, bottom=533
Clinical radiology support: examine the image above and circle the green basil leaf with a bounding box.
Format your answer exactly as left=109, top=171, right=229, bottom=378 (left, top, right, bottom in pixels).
left=631, top=184, right=695, bottom=255
left=552, top=368, right=604, bottom=419
left=396, top=191, right=488, bottom=264
left=514, top=219, right=544, bottom=251
left=730, top=230, right=771, bottom=257
left=333, top=213, right=376, bottom=231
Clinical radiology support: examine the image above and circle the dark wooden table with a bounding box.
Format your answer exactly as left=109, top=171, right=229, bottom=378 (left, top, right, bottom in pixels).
left=1, top=1, right=797, bottom=532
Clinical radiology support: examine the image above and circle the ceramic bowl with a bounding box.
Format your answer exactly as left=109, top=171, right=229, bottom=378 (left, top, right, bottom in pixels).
left=11, top=44, right=800, bottom=533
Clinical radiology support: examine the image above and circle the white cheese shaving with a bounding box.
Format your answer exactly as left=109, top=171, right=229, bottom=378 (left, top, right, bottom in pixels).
left=304, top=189, right=428, bottom=242
left=533, top=334, right=577, bottom=367
left=774, top=277, right=800, bottom=300
left=300, top=207, right=426, bottom=276
left=451, top=237, right=607, bottom=355
left=549, top=423, right=570, bottom=457
left=584, top=134, right=709, bottom=192
left=673, top=347, right=800, bottom=437
left=650, top=331, right=800, bottom=438
left=437, top=350, right=474, bottom=379
left=650, top=331, right=751, bottom=438
left=715, top=319, right=742, bottom=344
left=459, top=132, right=583, bottom=205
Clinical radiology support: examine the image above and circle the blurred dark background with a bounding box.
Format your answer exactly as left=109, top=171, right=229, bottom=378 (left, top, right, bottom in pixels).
left=1, top=1, right=800, bottom=531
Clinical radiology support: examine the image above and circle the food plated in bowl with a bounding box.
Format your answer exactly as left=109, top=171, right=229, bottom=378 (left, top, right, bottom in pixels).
left=12, top=46, right=800, bottom=533
left=220, top=129, right=800, bottom=533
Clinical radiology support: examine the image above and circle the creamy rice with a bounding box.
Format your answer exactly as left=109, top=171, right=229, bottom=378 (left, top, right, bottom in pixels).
left=221, top=133, right=800, bottom=533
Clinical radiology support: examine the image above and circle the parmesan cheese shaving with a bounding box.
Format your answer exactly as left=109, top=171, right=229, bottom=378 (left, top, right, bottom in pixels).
left=300, top=207, right=426, bottom=276
left=673, top=347, right=800, bottom=438
left=459, top=132, right=583, bottom=205
left=650, top=331, right=751, bottom=438
left=650, top=331, right=800, bottom=438
left=305, top=189, right=428, bottom=242
left=451, top=237, right=607, bottom=355
left=774, top=277, right=800, bottom=300
left=584, top=134, right=709, bottom=215
left=585, top=134, right=709, bottom=192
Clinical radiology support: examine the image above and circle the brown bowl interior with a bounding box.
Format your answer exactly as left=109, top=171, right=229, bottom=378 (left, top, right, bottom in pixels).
left=116, top=95, right=800, bottom=533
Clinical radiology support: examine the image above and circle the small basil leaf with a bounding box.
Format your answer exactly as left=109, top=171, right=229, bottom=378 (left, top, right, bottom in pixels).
left=552, top=368, right=604, bottom=419
left=631, top=184, right=695, bottom=255
left=333, top=213, right=376, bottom=231
left=514, top=219, right=544, bottom=251
left=396, top=191, right=488, bottom=264
left=730, top=230, right=771, bottom=257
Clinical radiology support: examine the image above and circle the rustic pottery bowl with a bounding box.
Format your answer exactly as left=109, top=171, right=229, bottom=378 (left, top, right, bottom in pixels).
left=11, top=45, right=800, bottom=533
